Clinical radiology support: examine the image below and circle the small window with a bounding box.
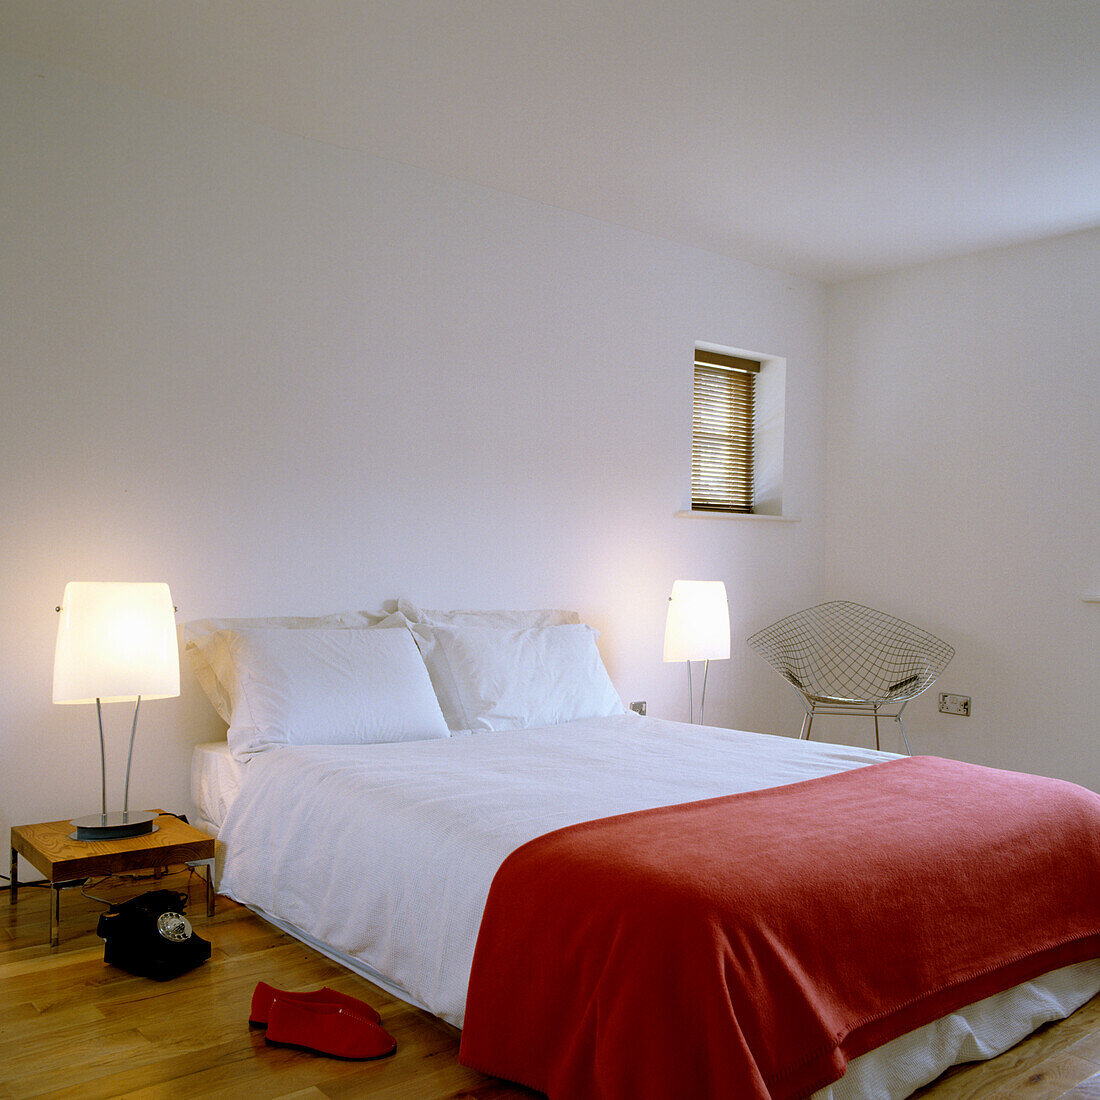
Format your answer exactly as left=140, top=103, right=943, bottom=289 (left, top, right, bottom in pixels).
left=692, top=349, right=761, bottom=514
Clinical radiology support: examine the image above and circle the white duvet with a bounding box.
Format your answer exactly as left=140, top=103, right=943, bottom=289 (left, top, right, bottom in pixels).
left=215, top=714, right=1100, bottom=1099
left=217, top=714, right=893, bottom=1026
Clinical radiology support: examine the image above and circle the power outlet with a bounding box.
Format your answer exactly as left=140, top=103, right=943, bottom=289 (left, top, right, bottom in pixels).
left=629, top=700, right=647, bottom=716
left=939, top=693, right=971, bottom=717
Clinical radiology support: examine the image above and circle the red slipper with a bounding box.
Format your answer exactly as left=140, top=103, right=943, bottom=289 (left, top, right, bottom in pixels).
left=249, top=980, right=381, bottom=1027
left=264, top=997, right=397, bottom=1060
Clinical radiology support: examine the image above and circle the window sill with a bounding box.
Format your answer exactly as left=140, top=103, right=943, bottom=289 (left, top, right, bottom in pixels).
left=674, top=510, right=800, bottom=523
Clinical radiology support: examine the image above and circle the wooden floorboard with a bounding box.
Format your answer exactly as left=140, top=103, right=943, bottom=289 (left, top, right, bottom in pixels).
left=2, top=866, right=1097, bottom=1099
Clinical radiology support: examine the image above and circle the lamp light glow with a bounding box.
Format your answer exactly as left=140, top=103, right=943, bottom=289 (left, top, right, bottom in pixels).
left=54, top=582, right=180, bottom=704
left=53, top=582, right=180, bottom=840
left=663, top=580, right=730, bottom=662
left=663, top=580, right=730, bottom=723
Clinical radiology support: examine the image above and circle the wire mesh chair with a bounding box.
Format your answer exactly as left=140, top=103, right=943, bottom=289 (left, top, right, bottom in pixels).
left=746, top=601, right=954, bottom=755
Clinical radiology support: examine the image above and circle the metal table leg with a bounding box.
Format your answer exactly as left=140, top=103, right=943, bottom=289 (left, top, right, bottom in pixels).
left=205, top=859, right=215, bottom=917
left=186, top=858, right=216, bottom=917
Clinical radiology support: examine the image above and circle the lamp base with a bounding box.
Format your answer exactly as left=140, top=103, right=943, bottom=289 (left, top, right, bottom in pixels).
left=69, top=810, right=159, bottom=842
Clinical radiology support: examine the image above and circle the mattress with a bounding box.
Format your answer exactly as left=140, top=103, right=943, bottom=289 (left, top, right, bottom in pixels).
left=190, top=739, right=245, bottom=833
left=194, top=717, right=1100, bottom=1098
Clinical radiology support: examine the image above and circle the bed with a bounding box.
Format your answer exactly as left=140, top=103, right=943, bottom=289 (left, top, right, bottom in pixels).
left=186, top=603, right=1100, bottom=1100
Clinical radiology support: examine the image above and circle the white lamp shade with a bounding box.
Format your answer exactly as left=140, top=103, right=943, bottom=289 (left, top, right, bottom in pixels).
left=663, top=580, right=730, bottom=662
left=53, top=581, right=180, bottom=704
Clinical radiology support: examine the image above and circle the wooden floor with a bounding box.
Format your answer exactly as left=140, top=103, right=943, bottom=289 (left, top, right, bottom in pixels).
left=3, top=867, right=1099, bottom=1099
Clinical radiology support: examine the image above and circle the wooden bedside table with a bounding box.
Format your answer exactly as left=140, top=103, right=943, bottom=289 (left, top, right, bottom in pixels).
left=10, top=813, right=215, bottom=947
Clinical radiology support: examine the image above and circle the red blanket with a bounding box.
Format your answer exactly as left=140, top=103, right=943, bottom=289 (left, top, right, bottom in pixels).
left=459, top=756, right=1100, bottom=1100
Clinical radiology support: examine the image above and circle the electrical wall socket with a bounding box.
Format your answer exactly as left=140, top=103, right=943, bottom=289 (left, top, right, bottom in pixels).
left=629, top=700, right=647, bottom=716
left=939, top=693, right=971, bottom=717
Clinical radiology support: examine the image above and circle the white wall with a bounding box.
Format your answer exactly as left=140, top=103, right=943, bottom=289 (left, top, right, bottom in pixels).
left=1, top=51, right=828, bottom=839
left=825, top=229, right=1100, bottom=788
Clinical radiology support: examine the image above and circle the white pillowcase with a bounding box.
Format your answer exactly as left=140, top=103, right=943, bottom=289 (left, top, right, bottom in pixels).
left=400, top=604, right=583, bottom=731
left=185, top=609, right=407, bottom=722
left=183, top=608, right=401, bottom=640
left=209, top=627, right=449, bottom=760
left=397, top=599, right=580, bottom=629
left=409, top=623, right=624, bottom=732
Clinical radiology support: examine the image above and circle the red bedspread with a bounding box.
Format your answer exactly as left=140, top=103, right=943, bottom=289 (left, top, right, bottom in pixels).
left=459, top=756, right=1100, bottom=1100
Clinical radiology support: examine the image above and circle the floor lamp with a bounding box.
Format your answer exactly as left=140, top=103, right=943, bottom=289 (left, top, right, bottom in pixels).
left=663, top=580, right=730, bottom=725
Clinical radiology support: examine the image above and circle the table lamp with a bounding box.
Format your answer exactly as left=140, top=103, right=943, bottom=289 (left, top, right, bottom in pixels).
left=53, top=581, right=180, bottom=840
left=663, top=580, right=730, bottom=724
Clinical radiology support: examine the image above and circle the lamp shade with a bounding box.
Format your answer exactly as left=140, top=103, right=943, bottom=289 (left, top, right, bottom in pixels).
left=53, top=582, right=180, bottom=704
left=663, top=580, right=730, bottom=663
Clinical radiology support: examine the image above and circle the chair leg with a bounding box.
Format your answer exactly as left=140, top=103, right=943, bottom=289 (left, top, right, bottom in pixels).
left=896, top=714, right=912, bottom=756
left=801, top=711, right=815, bottom=741
left=873, top=707, right=881, bottom=752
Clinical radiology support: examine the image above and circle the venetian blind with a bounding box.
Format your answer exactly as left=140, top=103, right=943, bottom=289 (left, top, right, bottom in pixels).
left=692, top=350, right=760, bottom=513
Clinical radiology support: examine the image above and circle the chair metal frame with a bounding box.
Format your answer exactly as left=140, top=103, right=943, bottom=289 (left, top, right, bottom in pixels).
left=747, top=601, right=955, bottom=755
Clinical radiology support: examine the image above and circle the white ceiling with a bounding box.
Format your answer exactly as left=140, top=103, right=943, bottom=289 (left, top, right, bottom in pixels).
left=3, top=0, right=1098, bottom=282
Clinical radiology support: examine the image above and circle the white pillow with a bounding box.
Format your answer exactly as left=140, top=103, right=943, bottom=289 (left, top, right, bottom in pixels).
left=184, top=609, right=407, bottom=722
left=183, top=608, right=401, bottom=641
left=400, top=605, right=582, bottom=729
left=209, top=627, right=448, bottom=760
left=397, top=599, right=580, bottom=629
left=409, top=623, right=624, bottom=732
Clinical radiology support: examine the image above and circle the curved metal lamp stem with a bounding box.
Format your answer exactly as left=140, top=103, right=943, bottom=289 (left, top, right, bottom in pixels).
left=686, top=661, right=694, bottom=725
left=95, top=698, right=107, bottom=825
left=123, top=696, right=142, bottom=821
left=699, top=658, right=710, bottom=725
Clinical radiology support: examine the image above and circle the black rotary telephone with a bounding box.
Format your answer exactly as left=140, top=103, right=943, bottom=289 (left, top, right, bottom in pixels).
left=97, top=889, right=211, bottom=981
